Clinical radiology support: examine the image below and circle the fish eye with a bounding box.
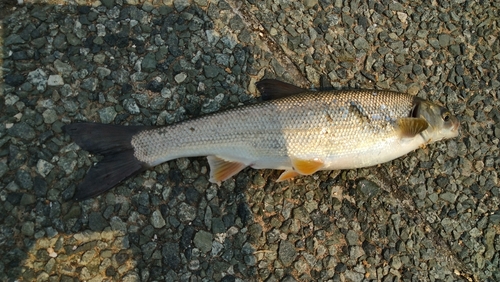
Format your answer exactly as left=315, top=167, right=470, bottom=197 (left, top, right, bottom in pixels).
left=442, top=111, right=451, bottom=122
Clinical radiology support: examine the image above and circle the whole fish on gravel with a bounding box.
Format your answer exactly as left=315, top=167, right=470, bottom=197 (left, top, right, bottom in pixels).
left=63, top=79, right=460, bottom=200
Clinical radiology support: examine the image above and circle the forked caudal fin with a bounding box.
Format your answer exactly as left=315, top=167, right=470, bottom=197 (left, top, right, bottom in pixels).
left=63, top=122, right=151, bottom=201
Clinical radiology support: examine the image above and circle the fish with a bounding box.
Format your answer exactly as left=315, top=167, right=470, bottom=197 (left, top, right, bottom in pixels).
left=63, top=79, right=460, bottom=200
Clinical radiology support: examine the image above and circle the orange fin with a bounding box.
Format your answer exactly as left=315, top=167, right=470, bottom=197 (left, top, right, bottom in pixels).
left=291, top=157, right=324, bottom=175
left=255, top=79, right=306, bottom=100
left=277, top=170, right=299, bottom=182
left=207, top=156, right=247, bottom=185
left=397, top=118, right=429, bottom=138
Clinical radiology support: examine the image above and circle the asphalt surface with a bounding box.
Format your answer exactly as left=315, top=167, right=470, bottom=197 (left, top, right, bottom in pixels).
left=1, top=0, right=499, bottom=281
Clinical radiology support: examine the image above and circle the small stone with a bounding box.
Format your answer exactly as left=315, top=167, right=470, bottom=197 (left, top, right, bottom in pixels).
left=47, top=75, right=64, bottom=86
left=438, top=34, right=452, bottom=47
left=141, top=242, right=157, bottom=260
left=5, top=34, right=25, bottom=46
left=211, top=241, right=224, bottom=256
left=215, top=53, right=230, bottom=66
left=357, top=179, right=381, bottom=198
left=469, top=227, right=481, bottom=238
left=54, top=59, right=73, bottom=74
left=346, top=230, right=359, bottom=246
left=81, top=250, right=96, bottom=265
left=27, top=69, right=48, bottom=91
left=81, top=77, right=98, bottom=91
left=101, top=0, right=114, bottom=8
left=88, top=212, right=108, bottom=231
left=98, top=107, right=117, bottom=124
left=123, top=99, right=140, bottom=115
left=42, top=109, right=58, bottom=124
left=203, top=65, right=222, bottom=78
left=8, top=122, right=36, bottom=140
left=21, top=193, right=36, bottom=205
left=278, top=240, right=296, bottom=267
left=16, top=169, right=33, bottom=189
left=0, top=162, right=8, bottom=179
left=349, top=245, right=365, bottom=261
left=305, top=66, right=320, bottom=84
left=304, top=0, right=318, bottom=8
left=211, top=217, right=225, bottom=233
left=174, top=72, right=187, bottom=83
left=354, top=37, right=370, bottom=50
left=292, top=206, right=311, bottom=224
left=4, top=74, right=26, bottom=86
left=345, top=270, right=364, bottom=281
left=96, top=67, right=111, bottom=79
left=391, top=256, right=402, bottom=269
left=490, top=214, right=500, bottom=224
left=147, top=80, right=163, bottom=93
left=22, top=221, right=35, bottom=236
left=178, top=202, right=197, bottom=222
left=174, top=0, right=190, bottom=11
left=439, top=192, right=457, bottom=203
left=194, top=230, right=213, bottom=253
left=397, top=12, right=408, bottom=24
left=142, top=53, right=157, bottom=72
left=150, top=210, right=166, bottom=228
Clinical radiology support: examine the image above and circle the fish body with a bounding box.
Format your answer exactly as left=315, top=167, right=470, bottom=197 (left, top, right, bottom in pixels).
left=64, top=79, right=460, bottom=200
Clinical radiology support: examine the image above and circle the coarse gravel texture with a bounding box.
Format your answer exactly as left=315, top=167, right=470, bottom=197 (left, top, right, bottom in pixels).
left=1, top=0, right=500, bottom=281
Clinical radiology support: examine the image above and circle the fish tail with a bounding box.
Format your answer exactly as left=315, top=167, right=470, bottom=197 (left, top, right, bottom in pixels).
left=63, top=122, right=151, bottom=201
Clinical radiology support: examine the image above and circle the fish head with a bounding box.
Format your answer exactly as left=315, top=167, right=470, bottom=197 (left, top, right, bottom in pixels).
left=413, top=99, right=460, bottom=142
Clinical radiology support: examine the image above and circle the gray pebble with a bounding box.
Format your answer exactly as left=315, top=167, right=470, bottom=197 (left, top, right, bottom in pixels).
left=88, top=212, right=108, bottom=231
left=27, top=68, right=47, bottom=91
left=440, top=192, right=457, bottom=203
left=16, top=169, right=33, bottom=190
left=178, top=202, right=197, bottom=222
left=150, top=210, right=166, bottom=228
left=123, top=99, right=140, bottom=115
left=98, top=107, right=117, bottom=124
left=47, top=75, right=64, bottom=86
left=42, top=109, right=58, bottom=124
left=21, top=221, right=35, bottom=236
left=21, top=193, right=36, bottom=206
left=141, top=53, right=157, bottom=72
left=279, top=240, right=296, bottom=267
left=346, top=230, right=359, bottom=246
left=8, top=122, right=36, bottom=140
left=81, top=77, right=98, bottom=91
left=174, top=72, right=188, bottom=83
left=194, top=230, right=213, bottom=253
left=203, top=65, right=222, bottom=78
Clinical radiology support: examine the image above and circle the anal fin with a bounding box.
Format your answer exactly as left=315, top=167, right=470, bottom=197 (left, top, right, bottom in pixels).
left=277, top=170, right=299, bottom=182
left=207, top=156, right=247, bottom=185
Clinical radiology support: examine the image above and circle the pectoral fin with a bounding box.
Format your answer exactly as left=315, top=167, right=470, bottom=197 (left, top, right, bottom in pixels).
left=277, top=170, right=299, bottom=182
left=396, top=118, right=429, bottom=138
left=291, top=157, right=324, bottom=175
left=207, top=156, right=247, bottom=185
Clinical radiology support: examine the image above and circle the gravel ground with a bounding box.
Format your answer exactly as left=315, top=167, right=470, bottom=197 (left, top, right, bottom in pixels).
left=1, top=0, right=500, bottom=281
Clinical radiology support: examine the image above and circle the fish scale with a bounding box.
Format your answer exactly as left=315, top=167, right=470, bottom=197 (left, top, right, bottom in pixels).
left=132, top=90, right=414, bottom=166
left=63, top=79, right=459, bottom=200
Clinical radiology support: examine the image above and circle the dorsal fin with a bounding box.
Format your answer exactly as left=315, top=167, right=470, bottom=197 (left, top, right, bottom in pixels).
left=256, top=79, right=306, bottom=100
